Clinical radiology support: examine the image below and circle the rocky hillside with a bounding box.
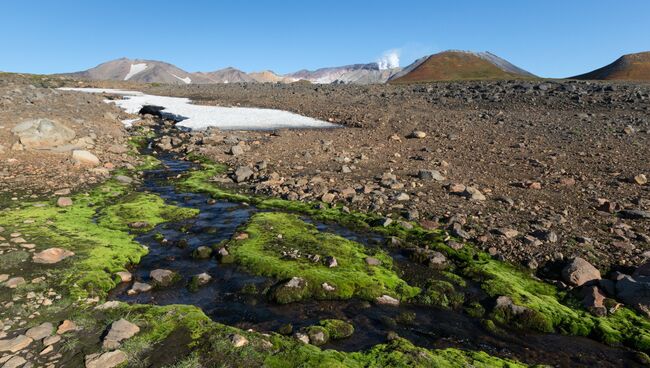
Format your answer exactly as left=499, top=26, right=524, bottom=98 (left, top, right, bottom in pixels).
left=389, top=51, right=536, bottom=83
left=572, top=51, right=650, bottom=81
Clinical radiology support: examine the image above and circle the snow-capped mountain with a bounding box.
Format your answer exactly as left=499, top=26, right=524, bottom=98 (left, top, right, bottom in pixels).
left=66, top=58, right=214, bottom=85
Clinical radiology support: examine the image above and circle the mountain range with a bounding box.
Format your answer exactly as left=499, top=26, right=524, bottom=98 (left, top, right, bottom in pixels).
left=62, top=51, right=650, bottom=85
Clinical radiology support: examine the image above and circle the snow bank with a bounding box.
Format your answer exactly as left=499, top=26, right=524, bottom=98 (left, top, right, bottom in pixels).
left=124, top=63, right=148, bottom=80
left=58, top=88, right=338, bottom=131
left=171, top=73, right=192, bottom=84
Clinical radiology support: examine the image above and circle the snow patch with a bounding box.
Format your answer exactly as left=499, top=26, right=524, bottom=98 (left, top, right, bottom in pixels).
left=57, top=88, right=338, bottom=131
left=121, top=118, right=140, bottom=128
left=171, top=73, right=192, bottom=84
left=124, top=63, right=148, bottom=80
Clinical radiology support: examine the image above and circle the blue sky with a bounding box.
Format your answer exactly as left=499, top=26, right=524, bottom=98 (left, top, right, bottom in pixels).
left=1, top=0, right=648, bottom=78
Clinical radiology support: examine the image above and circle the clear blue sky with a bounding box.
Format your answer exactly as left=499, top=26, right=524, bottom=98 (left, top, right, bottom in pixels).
left=1, top=0, right=648, bottom=78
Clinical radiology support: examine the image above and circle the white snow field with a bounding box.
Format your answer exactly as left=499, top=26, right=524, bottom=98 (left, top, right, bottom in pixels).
left=124, top=63, right=148, bottom=80
left=58, top=87, right=338, bottom=131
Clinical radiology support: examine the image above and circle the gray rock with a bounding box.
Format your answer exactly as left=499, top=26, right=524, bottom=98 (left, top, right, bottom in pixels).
left=103, top=319, right=140, bottom=349
left=233, top=166, right=254, bottom=183
left=57, top=197, right=73, bottom=207
left=375, top=295, right=399, bottom=306
left=463, top=186, right=486, bottom=201
left=230, top=145, right=244, bottom=156
left=149, top=269, right=176, bottom=287
left=616, top=275, right=650, bottom=317
left=192, top=246, right=212, bottom=259
left=32, top=248, right=74, bottom=264
left=25, top=322, right=53, bottom=340
left=71, top=150, right=100, bottom=166
left=85, top=350, right=128, bottom=368
left=128, top=282, right=152, bottom=295
left=562, top=257, right=601, bottom=287
left=619, top=210, right=650, bottom=220
left=0, top=335, right=32, bottom=353
left=365, top=257, right=381, bottom=266
left=114, top=175, right=133, bottom=184
left=4, top=277, right=25, bottom=289
left=11, top=118, right=75, bottom=149
left=418, top=169, right=445, bottom=181
left=2, top=356, right=27, bottom=368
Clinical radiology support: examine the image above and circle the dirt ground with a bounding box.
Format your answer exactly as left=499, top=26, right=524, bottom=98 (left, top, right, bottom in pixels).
left=141, top=80, right=650, bottom=272
left=2, top=74, right=649, bottom=271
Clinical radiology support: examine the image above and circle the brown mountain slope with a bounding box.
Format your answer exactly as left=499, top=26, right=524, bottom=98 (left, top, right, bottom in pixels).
left=389, top=51, right=535, bottom=83
left=572, top=51, right=650, bottom=81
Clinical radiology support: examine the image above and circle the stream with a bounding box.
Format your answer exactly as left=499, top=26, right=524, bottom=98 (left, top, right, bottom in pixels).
left=108, top=148, right=642, bottom=368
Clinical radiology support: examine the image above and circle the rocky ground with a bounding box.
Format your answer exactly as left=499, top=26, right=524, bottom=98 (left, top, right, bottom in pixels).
left=135, top=80, right=650, bottom=273
left=2, top=74, right=650, bottom=367
left=0, top=73, right=141, bottom=196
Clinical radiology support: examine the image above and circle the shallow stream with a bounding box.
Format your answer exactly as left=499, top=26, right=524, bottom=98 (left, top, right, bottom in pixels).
left=107, top=152, right=643, bottom=368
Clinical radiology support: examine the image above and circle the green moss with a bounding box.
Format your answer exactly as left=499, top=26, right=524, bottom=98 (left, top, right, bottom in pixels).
left=468, top=258, right=650, bottom=351
left=225, top=212, right=419, bottom=303
left=0, top=179, right=195, bottom=300
left=418, top=280, right=465, bottom=310
left=176, top=154, right=650, bottom=352
left=319, top=319, right=354, bottom=339
left=98, top=192, right=198, bottom=233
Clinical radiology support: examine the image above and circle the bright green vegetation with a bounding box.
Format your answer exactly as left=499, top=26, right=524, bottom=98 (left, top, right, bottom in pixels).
left=101, top=302, right=529, bottom=368
left=98, top=192, right=198, bottom=233
left=225, top=212, right=420, bottom=303
left=319, top=319, right=355, bottom=339
left=0, top=178, right=197, bottom=300
left=468, top=259, right=650, bottom=351
left=178, top=154, right=650, bottom=352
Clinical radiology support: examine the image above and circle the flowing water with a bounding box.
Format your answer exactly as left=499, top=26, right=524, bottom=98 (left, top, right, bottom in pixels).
left=108, top=151, right=643, bottom=368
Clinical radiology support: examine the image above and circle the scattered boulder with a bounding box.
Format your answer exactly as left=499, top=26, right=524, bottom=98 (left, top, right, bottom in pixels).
left=57, top=197, right=73, bottom=207
left=33, top=248, right=74, bottom=264
left=191, top=272, right=212, bottom=287
left=103, top=319, right=140, bottom=349
left=57, top=320, right=78, bottom=334
left=363, top=257, right=382, bottom=268
left=407, top=130, right=427, bottom=139
left=11, top=118, right=75, bottom=149
left=2, top=356, right=27, bottom=368
left=4, top=277, right=26, bottom=289
left=581, top=286, right=607, bottom=316
left=616, top=275, right=650, bottom=317
left=562, top=257, right=601, bottom=287
left=417, top=169, right=445, bottom=181
left=149, top=269, right=177, bottom=287
left=128, top=282, right=152, bottom=295
left=116, top=271, right=132, bottom=283
left=230, top=145, right=245, bottom=156
left=25, top=322, right=53, bottom=341
left=71, top=150, right=100, bottom=166
left=0, top=335, right=32, bottom=353
left=305, top=326, right=329, bottom=346
left=192, top=246, right=213, bottom=259
left=233, top=166, right=254, bottom=183
left=463, top=186, right=486, bottom=201
left=85, top=350, right=128, bottom=368
left=376, top=295, right=400, bottom=306
left=230, top=334, right=249, bottom=348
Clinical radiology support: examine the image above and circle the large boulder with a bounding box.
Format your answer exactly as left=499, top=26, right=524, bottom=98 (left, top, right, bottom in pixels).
left=72, top=150, right=100, bottom=166
left=149, top=269, right=177, bottom=287
left=562, top=257, right=601, bottom=286
left=11, top=118, right=75, bottom=149
left=85, top=350, right=128, bottom=368
left=33, top=248, right=74, bottom=264
left=616, top=275, right=650, bottom=317
left=102, top=319, right=140, bottom=349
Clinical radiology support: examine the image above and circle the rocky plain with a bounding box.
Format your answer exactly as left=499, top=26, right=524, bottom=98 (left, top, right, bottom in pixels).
left=0, top=72, right=650, bottom=368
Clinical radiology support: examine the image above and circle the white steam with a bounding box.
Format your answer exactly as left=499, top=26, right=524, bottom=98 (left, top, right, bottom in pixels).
left=377, top=50, right=400, bottom=70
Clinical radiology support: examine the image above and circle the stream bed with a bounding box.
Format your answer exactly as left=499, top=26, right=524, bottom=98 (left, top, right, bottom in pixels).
left=108, top=153, right=643, bottom=368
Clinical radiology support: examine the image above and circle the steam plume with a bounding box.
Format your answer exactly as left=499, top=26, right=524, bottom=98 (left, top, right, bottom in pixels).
left=377, top=50, right=400, bottom=70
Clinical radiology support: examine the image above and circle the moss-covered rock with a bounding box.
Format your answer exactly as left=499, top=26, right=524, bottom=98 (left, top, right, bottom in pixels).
left=224, top=212, right=419, bottom=303
left=319, top=319, right=354, bottom=340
